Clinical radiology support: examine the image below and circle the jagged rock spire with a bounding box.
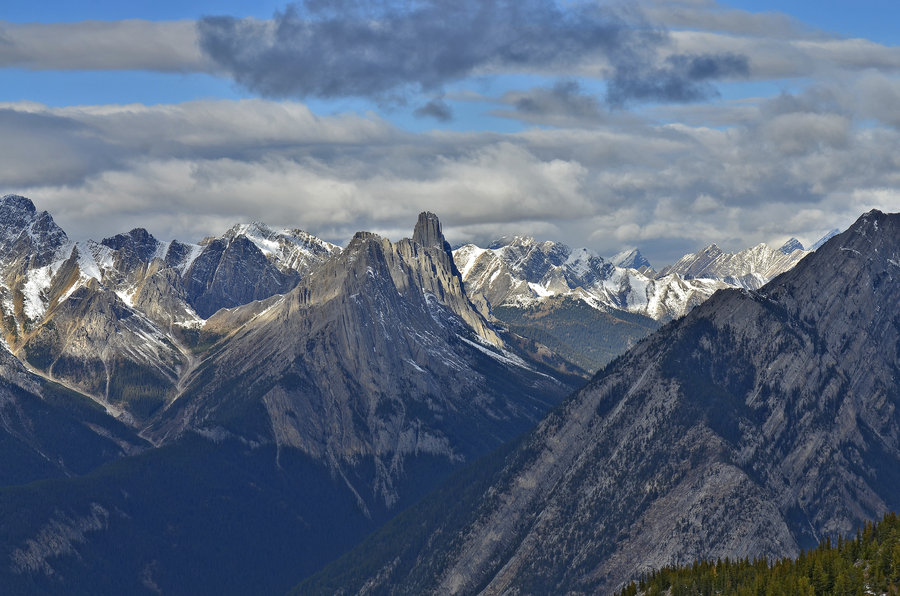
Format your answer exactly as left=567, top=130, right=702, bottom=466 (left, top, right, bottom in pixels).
left=412, top=211, right=446, bottom=249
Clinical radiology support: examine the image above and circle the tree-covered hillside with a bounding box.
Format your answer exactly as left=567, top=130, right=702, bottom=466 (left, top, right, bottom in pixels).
left=618, top=513, right=900, bottom=596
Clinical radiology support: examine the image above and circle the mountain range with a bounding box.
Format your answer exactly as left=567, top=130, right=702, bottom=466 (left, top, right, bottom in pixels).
left=454, top=231, right=833, bottom=372
left=0, top=198, right=580, bottom=594
left=0, top=193, right=862, bottom=594
left=299, top=209, right=900, bottom=595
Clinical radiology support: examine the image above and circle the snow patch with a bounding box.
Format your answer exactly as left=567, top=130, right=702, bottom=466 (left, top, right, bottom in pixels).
left=406, top=359, right=425, bottom=373
left=457, top=335, right=533, bottom=370
left=115, top=287, right=138, bottom=308
left=179, top=243, right=204, bottom=274
left=76, top=242, right=102, bottom=281
left=527, top=282, right=554, bottom=297
left=22, top=265, right=54, bottom=320
left=454, top=245, right=487, bottom=279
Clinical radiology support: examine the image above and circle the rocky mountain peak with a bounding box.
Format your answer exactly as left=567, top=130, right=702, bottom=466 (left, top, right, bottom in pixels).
left=349, top=230, right=381, bottom=247
left=778, top=238, right=804, bottom=254
left=0, top=194, right=37, bottom=217
left=0, top=194, right=60, bottom=239
left=412, top=211, right=447, bottom=249
left=611, top=248, right=652, bottom=270
left=0, top=195, right=68, bottom=267
left=101, top=228, right=159, bottom=258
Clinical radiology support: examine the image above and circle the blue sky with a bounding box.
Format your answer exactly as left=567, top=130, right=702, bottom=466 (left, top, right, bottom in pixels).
left=2, top=1, right=900, bottom=265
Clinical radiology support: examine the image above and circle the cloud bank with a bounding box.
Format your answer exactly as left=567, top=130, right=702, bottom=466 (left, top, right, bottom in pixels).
left=3, top=91, right=899, bottom=265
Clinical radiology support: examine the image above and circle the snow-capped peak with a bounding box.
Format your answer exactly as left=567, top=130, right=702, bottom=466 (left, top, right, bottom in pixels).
left=610, top=248, right=651, bottom=270
left=778, top=238, right=804, bottom=254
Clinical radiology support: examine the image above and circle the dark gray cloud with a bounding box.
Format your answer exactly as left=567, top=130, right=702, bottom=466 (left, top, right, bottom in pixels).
left=492, top=80, right=607, bottom=127
left=514, top=81, right=600, bottom=116
left=197, top=0, right=747, bottom=105
left=414, top=97, right=453, bottom=122
left=606, top=52, right=749, bottom=106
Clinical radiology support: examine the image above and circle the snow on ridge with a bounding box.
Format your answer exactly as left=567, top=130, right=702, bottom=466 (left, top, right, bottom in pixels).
left=153, top=240, right=172, bottom=262
left=527, top=282, right=554, bottom=297
left=115, top=287, right=138, bottom=308
left=77, top=241, right=104, bottom=281
left=453, top=245, right=488, bottom=279
left=565, top=247, right=598, bottom=278
left=179, top=243, right=204, bottom=274
left=22, top=264, right=54, bottom=320
left=457, top=334, right=534, bottom=371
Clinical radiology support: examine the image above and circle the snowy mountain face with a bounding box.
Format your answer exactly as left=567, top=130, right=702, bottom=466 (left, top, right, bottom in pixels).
left=452, top=232, right=830, bottom=372
left=657, top=240, right=808, bottom=290
left=455, top=237, right=730, bottom=324
left=779, top=237, right=804, bottom=254
left=456, top=232, right=824, bottom=321
left=611, top=248, right=652, bottom=270
left=811, top=228, right=841, bottom=251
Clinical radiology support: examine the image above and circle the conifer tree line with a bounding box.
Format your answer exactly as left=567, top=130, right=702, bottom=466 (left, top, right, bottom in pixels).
left=617, top=513, right=900, bottom=596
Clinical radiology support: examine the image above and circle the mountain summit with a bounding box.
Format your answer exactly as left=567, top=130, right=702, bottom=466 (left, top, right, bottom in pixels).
left=412, top=211, right=448, bottom=249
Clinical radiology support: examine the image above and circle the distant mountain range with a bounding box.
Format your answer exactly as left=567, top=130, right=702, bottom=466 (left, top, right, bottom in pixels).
left=455, top=231, right=834, bottom=372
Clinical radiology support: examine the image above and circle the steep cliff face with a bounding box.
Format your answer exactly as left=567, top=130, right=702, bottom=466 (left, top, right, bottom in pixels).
left=303, top=210, right=900, bottom=595
left=149, top=215, right=572, bottom=508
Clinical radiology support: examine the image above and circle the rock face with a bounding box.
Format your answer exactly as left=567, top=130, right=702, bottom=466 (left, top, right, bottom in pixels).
left=0, top=337, right=147, bottom=487
left=304, top=210, right=900, bottom=595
